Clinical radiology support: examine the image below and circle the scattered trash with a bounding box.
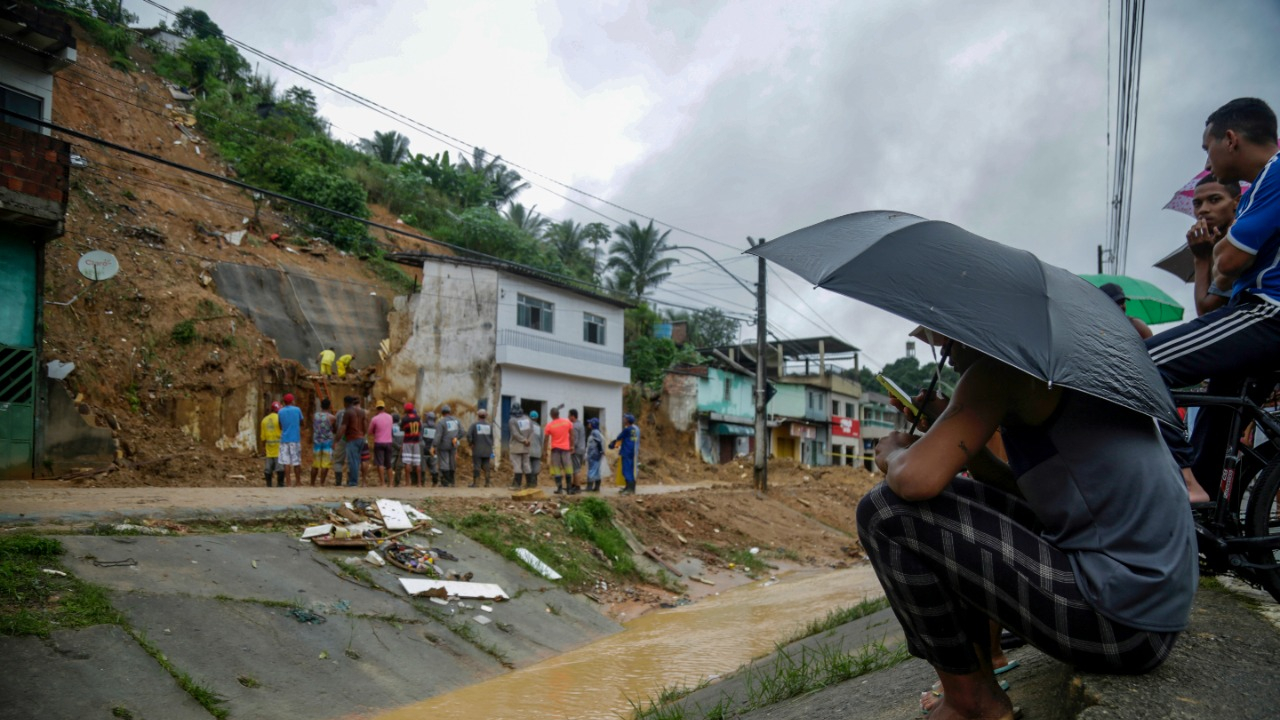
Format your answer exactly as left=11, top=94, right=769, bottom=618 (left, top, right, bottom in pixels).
left=288, top=608, right=327, bottom=625
left=70, top=153, right=89, bottom=167
left=473, top=615, right=492, bottom=626
left=363, top=551, right=386, bottom=567
left=375, top=500, right=414, bottom=530
left=41, top=568, right=68, bottom=577
left=516, top=548, right=562, bottom=580
left=432, top=548, right=458, bottom=562
left=113, top=523, right=168, bottom=535
left=46, top=360, right=75, bottom=380
left=690, top=576, right=716, bottom=586
left=480, top=605, right=493, bottom=613
left=91, top=558, right=137, bottom=568
left=224, top=230, right=246, bottom=246
left=749, top=547, right=760, bottom=555
left=427, top=596, right=450, bottom=606
left=251, top=560, right=258, bottom=569
left=399, top=578, right=509, bottom=600
left=318, top=650, right=329, bottom=659
left=302, top=524, right=335, bottom=539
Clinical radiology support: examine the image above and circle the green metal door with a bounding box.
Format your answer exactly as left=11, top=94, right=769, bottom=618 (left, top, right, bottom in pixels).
left=0, top=236, right=37, bottom=477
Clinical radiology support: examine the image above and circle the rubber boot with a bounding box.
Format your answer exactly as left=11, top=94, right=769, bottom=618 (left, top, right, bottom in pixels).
left=510, top=474, right=522, bottom=490
left=469, top=470, right=478, bottom=488
left=483, top=467, right=492, bottom=487
left=264, top=470, right=273, bottom=487
left=431, top=472, right=439, bottom=487
left=525, top=473, right=536, bottom=488
left=276, top=470, right=286, bottom=488
left=447, top=470, right=456, bottom=487
left=553, top=478, right=563, bottom=495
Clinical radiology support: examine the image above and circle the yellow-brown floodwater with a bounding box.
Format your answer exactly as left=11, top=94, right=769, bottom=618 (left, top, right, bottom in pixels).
left=374, top=565, right=882, bottom=720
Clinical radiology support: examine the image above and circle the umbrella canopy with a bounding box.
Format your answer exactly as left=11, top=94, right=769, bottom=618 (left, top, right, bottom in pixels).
left=1153, top=244, right=1196, bottom=283
left=747, top=210, right=1181, bottom=428
left=1079, top=274, right=1184, bottom=325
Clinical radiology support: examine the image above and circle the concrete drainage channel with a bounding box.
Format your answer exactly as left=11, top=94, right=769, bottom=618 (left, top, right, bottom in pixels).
left=0, top=523, right=620, bottom=719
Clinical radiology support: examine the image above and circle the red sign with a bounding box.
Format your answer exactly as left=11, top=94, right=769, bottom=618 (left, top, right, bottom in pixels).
left=831, top=415, right=860, bottom=438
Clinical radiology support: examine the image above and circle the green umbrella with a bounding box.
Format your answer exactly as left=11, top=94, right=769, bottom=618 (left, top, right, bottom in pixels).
left=1080, top=274, right=1184, bottom=325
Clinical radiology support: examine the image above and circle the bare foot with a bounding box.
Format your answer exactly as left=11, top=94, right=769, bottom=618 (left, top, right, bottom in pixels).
left=1183, top=467, right=1210, bottom=503
left=927, top=669, right=1014, bottom=720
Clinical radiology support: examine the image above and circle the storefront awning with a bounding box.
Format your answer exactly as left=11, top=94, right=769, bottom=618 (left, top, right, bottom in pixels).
left=711, top=422, right=754, bottom=437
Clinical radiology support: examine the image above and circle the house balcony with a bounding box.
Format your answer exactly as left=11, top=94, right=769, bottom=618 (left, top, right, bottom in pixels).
left=496, top=329, right=630, bottom=384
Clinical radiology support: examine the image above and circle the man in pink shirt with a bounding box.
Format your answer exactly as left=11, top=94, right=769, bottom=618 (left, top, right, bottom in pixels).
left=368, top=400, right=395, bottom=488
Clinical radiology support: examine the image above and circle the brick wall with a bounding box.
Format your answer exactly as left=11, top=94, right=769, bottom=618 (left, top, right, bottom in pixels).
left=0, top=121, right=70, bottom=222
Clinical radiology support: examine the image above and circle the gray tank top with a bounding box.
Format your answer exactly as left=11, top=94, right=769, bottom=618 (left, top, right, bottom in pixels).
left=1002, top=390, right=1197, bottom=632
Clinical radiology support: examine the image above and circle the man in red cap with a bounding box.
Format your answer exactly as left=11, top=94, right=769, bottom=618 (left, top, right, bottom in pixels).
left=277, top=392, right=305, bottom=487
left=399, top=402, right=423, bottom=486
left=260, top=401, right=283, bottom=487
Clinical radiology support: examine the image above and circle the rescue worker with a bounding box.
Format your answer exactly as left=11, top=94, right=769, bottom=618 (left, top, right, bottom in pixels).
left=434, top=404, right=462, bottom=487
left=586, top=417, right=605, bottom=492
left=318, top=347, right=336, bottom=376
left=527, top=410, right=543, bottom=488
left=336, top=352, right=354, bottom=378
left=423, top=410, right=439, bottom=486
left=467, top=409, right=495, bottom=487
left=260, top=401, right=283, bottom=487
left=609, top=413, right=640, bottom=495
left=508, top=402, right=534, bottom=489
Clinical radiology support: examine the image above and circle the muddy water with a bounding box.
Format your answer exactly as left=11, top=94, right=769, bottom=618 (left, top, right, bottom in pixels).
left=374, top=565, right=882, bottom=720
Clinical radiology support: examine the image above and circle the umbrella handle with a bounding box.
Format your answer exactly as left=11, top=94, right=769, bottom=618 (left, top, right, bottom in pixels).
left=910, top=342, right=952, bottom=435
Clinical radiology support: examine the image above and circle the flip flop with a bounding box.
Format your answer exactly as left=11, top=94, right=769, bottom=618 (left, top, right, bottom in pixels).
left=994, top=660, right=1021, bottom=676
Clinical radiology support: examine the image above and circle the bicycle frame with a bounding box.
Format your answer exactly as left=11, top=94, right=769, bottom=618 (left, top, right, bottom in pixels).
left=1172, top=385, right=1280, bottom=567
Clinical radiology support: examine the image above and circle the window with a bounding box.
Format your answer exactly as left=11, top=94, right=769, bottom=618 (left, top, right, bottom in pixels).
left=583, top=312, right=606, bottom=345
left=517, top=294, right=554, bottom=333
left=1, top=86, right=42, bottom=133
left=845, top=402, right=854, bottom=417
left=831, top=400, right=839, bottom=416
left=723, top=378, right=732, bottom=402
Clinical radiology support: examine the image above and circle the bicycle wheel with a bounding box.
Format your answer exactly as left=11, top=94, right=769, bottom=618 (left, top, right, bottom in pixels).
left=1243, top=455, right=1280, bottom=602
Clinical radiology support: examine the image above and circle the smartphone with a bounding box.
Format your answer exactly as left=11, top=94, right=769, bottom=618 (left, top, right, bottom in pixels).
left=875, top=374, right=919, bottom=416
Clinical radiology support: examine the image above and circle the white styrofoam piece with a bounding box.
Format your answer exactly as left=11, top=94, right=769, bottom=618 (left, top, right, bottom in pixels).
left=516, top=548, right=562, bottom=580
left=404, top=506, right=432, bottom=523
left=376, top=499, right=413, bottom=530
left=473, top=615, right=492, bottom=625
left=399, top=578, right=509, bottom=600
left=301, top=523, right=334, bottom=539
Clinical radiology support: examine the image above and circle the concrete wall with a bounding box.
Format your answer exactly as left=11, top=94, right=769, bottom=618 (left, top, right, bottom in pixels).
left=0, top=46, right=54, bottom=126
left=767, top=382, right=805, bottom=417
left=662, top=372, right=699, bottom=432
left=43, top=379, right=114, bottom=474
left=500, top=365, right=621, bottom=439
left=211, top=263, right=389, bottom=371
left=495, top=273, right=626, bottom=363
left=381, top=260, right=500, bottom=424
left=696, top=367, right=755, bottom=419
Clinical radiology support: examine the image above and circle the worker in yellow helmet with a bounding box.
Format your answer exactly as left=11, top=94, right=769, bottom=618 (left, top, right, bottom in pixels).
left=318, top=347, right=336, bottom=376
left=336, top=353, right=354, bottom=378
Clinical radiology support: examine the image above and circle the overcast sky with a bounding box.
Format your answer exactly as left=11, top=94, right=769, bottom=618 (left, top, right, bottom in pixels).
left=131, top=0, right=1280, bottom=373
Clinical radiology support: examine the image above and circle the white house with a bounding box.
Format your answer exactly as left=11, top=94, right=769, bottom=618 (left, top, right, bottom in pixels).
left=381, top=254, right=632, bottom=446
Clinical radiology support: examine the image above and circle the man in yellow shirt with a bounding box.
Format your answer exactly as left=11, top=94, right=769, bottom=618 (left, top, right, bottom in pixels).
left=260, top=401, right=283, bottom=487
left=318, top=348, right=336, bottom=376
left=336, top=353, right=354, bottom=378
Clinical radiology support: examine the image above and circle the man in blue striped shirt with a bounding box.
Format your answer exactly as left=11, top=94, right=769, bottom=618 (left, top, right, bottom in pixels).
left=1147, top=97, right=1280, bottom=503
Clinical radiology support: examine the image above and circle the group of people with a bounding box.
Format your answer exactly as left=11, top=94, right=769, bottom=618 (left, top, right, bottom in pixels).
left=504, top=402, right=641, bottom=495
left=317, top=348, right=356, bottom=378
left=858, top=97, right=1280, bottom=720
left=259, top=394, right=642, bottom=495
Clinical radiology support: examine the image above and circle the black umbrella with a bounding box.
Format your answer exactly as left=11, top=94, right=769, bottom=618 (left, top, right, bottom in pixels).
left=747, top=210, right=1181, bottom=428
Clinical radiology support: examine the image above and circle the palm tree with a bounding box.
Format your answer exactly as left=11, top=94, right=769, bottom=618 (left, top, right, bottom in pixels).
left=545, top=219, right=596, bottom=279
left=359, top=130, right=411, bottom=165
left=582, top=221, right=611, bottom=283
left=606, top=220, right=677, bottom=299
left=504, top=203, right=549, bottom=238
left=456, top=147, right=530, bottom=207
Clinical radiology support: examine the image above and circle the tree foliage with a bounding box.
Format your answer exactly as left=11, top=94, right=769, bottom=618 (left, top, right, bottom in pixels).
left=625, top=336, right=704, bottom=389
left=844, top=355, right=960, bottom=397
left=359, top=130, right=411, bottom=165
left=606, top=220, right=677, bottom=299
left=504, top=202, right=549, bottom=238
left=666, top=307, right=740, bottom=347
left=174, top=7, right=223, bottom=39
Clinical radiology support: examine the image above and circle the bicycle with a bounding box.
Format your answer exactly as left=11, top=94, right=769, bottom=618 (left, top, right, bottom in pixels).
left=1173, top=372, right=1280, bottom=602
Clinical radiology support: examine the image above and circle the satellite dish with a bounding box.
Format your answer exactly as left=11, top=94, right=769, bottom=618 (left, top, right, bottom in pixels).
left=77, top=250, right=119, bottom=282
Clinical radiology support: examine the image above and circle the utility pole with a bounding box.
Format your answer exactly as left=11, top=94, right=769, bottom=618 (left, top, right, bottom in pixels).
left=749, top=237, right=768, bottom=493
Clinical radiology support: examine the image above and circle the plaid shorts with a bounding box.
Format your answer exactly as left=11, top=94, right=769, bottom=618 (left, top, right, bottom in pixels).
left=856, top=477, right=1180, bottom=675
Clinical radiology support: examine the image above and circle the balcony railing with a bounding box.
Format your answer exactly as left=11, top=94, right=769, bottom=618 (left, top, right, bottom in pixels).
left=498, top=329, right=623, bottom=367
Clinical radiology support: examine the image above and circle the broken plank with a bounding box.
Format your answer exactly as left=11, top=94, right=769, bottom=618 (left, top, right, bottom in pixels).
left=644, top=547, right=683, bottom=577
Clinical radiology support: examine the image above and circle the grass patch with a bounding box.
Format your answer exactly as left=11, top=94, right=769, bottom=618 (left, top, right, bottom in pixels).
left=237, top=675, right=261, bottom=688
left=441, top=507, right=601, bottom=587
left=127, top=627, right=228, bottom=719
left=365, top=252, right=417, bottom=296
left=330, top=558, right=377, bottom=587
left=630, top=639, right=909, bottom=720
left=0, top=535, right=124, bottom=637
left=563, top=497, right=640, bottom=578
left=776, top=596, right=890, bottom=647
